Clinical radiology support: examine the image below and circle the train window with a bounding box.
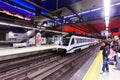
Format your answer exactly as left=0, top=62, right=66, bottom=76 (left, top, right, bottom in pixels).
left=84, top=39, right=87, bottom=42
left=80, top=39, right=82, bottom=43
left=86, top=39, right=88, bottom=42
left=76, top=38, right=79, bottom=43
left=83, top=39, right=85, bottom=42
left=79, top=39, right=80, bottom=43
left=61, top=38, right=70, bottom=46
left=87, top=39, right=89, bottom=42
left=83, top=39, right=84, bottom=42
left=77, top=38, right=79, bottom=43
left=71, top=39, right=74, bottom=45
left=78, top=39, right=79, bottom=43
left=77, top=38, right=80, bottom=43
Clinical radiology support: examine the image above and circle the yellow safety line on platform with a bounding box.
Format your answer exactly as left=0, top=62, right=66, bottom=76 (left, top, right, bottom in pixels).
left=83, top=51, right=103, bottom=80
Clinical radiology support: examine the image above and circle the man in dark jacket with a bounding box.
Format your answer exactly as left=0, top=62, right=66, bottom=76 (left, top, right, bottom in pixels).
left=100, top=41, right=110, bottom=73
left=112, top=36, right=120, bottom=53
left=112, top=36, right=120, bottom=70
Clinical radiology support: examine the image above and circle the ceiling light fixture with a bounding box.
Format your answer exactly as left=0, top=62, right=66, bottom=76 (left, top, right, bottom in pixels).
left=104, top=0, right=111, bottom=38
left=104, top=0, right=111, bottom=27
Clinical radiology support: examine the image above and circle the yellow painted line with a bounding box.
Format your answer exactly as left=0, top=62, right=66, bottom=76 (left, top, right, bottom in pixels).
left=83, top=51, right=103, bottom=80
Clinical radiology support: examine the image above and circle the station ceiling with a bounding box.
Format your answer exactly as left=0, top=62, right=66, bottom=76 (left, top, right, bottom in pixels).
left=0, top=0, right=120, bottom=36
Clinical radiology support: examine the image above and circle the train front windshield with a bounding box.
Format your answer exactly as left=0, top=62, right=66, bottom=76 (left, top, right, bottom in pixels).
left=60, top=37, right=70, bottom=46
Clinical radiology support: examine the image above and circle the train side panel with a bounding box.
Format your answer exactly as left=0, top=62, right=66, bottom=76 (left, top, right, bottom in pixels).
left=57, top=35, right=100, bottom=54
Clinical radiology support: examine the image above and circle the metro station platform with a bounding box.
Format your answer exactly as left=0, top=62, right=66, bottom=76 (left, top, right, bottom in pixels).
left=98, top=65, right=120, bottom=80
left=0, top=45, right=57, bottom=61
left=0, top=45, right=119, bottom=80
left=70, top=50, right=120, bottom=80
left=83, top=51, right=120, bottom=80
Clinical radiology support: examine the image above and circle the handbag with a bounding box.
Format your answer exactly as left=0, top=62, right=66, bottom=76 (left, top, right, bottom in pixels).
left=108, top=48, right=116, bottom=58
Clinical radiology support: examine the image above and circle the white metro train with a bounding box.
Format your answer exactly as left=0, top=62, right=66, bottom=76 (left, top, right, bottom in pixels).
left=57, top=35, right=100, bottom=54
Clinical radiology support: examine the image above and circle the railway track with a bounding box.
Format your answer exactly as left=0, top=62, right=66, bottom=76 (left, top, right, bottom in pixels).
left=39, top=45, right=99, bottom=80
left=0, top=45, right=99, bottom=80
left=0, top=50, right=58, bottom=74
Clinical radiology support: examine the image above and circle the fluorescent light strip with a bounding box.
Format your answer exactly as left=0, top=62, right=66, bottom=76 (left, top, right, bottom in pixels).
left=0, top=10, right=31, bottom=20
left=0, top=22, right=33, bottom=29
left=0, top=21, right=68, bottom=34
left=64, top=1, right=120, bottom=19
left=105, top=20, right=109, bottom=27
left=1, top=1, right=35, bottom=15
left=0, top=1, right=34, bottom=20
left=104, top=0, right=111, bottom=17
left=104, top=0, right=111, bottom=27
left=112, top=2, right=120, bottom=6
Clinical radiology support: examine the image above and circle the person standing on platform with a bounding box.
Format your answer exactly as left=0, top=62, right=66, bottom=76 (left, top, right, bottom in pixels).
left=36, top=32, right=41, bottom=46
left=100, top=41, right=110, bottom=73
left=8, top=31, right=14, bottom=41
left=112, top=36, right=120, bottom=70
